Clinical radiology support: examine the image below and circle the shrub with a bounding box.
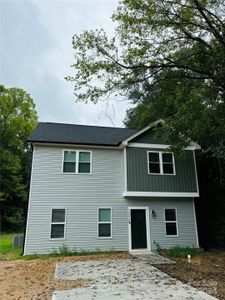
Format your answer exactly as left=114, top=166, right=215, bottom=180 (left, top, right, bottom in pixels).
left=163, top=246, right=203, bottom=258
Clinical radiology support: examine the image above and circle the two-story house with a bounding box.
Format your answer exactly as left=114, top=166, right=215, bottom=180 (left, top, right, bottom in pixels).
left=23, top=119, right=200, bottom=255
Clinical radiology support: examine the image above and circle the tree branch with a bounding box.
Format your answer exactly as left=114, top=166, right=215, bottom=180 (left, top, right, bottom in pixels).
left=194, top=0, right=225, bottom=47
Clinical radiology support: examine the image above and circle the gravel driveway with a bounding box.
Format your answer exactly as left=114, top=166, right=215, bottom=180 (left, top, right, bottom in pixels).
left=53, top=257, right=217, bottom=300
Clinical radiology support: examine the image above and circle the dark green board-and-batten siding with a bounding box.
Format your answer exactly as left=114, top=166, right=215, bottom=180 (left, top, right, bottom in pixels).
left=126, top=147, right=198, bottom=193
left=132, top=128, right=166, bottom=144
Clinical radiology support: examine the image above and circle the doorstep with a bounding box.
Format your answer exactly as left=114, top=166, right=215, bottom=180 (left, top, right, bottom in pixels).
left=131, top=251, right=176, bottom=264
left=129, top=249, right=152, bottom=255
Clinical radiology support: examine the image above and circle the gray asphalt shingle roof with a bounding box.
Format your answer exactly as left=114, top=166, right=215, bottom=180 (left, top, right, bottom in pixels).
left=28, top=122, right=138, bottom=146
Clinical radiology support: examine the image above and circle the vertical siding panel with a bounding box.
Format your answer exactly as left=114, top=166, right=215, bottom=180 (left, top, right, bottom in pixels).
left=127, top=148, right=197, bottom=192
left=132, top=130, right=163, bottom=144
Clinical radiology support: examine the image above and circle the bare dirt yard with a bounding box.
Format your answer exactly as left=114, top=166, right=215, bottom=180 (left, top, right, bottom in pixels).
left=0, top=252, right=131, bottom=300
left=0, top=250, right=224, bottom=300
left=157, top=250, right=225, bottom=300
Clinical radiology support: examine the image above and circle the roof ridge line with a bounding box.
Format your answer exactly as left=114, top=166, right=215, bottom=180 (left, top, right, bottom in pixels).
left=38, top=121, right=137, bottom=131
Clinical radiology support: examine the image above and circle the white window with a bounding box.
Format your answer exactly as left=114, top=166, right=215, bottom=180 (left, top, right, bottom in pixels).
left=50, top=209, right=66, bottom=239
left=63, top=150, right=91, bottom=174
left=98, top=208, right=112, bottom=238
left=165, top=209, right=178, bottom=236
left=148, top=151, right=175, bottom=175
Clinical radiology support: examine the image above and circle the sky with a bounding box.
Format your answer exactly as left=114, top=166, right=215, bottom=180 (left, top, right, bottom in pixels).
left=0, top=0, right=131, bottom=127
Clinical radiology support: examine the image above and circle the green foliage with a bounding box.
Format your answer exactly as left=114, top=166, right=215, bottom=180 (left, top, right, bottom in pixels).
left=22, top=253, right=42, bottom=260
left=124, top=68, right=225, bottom=160
left=48, top=244, right=122, bottom=257
left=57, top=244, right=72, bottom=256
left=155, top=242, right=162, bottom=254
left=0, top=84, right=38, bottom=232
left=49, top=245, right=84, bottom=257
left=67, top=0, right=225, bottom=97
left=163, top=246, right=204, bottom=258
left=196, top=155, right=225, bottom=248
left=0, top=236, right=124, bottom=261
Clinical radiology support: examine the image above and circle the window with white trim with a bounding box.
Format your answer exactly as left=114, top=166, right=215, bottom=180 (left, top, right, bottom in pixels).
left=148, top=151, right=175, bottom=175
left=98, top=208, right=112, bottom=238
left=63, top=150, right=91, bottom=173
left=165, top=209, right=178, bottom=236
left=50, top=209, right=66, bottom=239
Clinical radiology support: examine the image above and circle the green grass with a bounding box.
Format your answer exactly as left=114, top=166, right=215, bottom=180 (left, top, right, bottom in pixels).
left=48, top=245, right=121, bottom=258
left=162, top=246, right=204, bottom=258
left=0, top=234, right=23, bottom=260
left=0, top=236, right=124, bottom=261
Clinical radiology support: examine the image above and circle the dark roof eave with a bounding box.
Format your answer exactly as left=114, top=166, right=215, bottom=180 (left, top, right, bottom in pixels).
left=28, top=139, right=123, bottom=147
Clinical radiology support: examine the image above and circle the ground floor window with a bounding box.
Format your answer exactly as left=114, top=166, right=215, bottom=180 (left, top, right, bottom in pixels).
left=50, top=208, right=66, bottom=239
left=165, top=208, right=178, bottom=236
left=98, top=208, right=112, bottom=238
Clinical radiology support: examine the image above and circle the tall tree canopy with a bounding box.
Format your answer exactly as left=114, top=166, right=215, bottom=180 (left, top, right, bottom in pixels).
left=67, top=0, right=225, bottom=157
left=125, top=68, right=225, bottom=160
left=0, top=84, right=38, bottom=231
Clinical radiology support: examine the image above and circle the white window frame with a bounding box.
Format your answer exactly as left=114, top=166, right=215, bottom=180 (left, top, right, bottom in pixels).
left=50, top=208, right=66, bottom=240
left=164, top=208, right=179, bottom=237
left=62, top=149, right=92, bottom=174
left=97, top=207, right=112, bottom=239
left=147, top=151, right=176, bottom=175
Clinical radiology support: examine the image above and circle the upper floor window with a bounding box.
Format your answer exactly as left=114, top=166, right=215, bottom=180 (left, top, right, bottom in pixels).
left=63, top=150, right=91, bottom=174
left=148, top=151, right=175, bottom=175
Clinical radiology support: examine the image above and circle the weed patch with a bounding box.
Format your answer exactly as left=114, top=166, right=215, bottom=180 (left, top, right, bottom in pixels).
left=162, top=246, right=204, bottom=258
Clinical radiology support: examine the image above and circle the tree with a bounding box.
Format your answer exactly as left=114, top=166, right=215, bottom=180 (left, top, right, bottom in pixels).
left=67, top=0, right=225, bottom=158
left=124, top=67, right=225, bottom=160
left=0, top=84, right=38, bottom=232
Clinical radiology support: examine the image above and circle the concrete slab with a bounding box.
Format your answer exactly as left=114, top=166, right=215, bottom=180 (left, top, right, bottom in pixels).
left=132, top=252, right=176, bottom=264
left=53, top=258, right=217, bottom=300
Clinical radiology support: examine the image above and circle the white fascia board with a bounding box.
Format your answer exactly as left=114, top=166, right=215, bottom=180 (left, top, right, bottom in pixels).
left=123, top=191, right=199, bottom=197
left=127, top=143, right=200, bottom=150
left=121, top=117, right=201, bottom=150
left=189, top=141, right=201, bottom=150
